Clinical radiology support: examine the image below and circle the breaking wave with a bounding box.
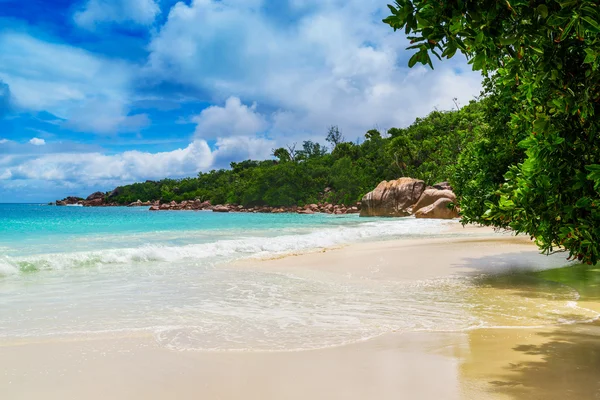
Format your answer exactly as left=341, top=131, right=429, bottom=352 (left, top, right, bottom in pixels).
left=0, top=218, right=460, bottom=277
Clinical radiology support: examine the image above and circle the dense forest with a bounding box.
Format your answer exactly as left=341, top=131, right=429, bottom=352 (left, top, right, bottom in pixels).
left=109, top=100, right=487, bottom=207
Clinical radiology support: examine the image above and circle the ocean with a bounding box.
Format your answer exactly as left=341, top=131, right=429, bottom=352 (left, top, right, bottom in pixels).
left=1, top=204, right=597, bottom=351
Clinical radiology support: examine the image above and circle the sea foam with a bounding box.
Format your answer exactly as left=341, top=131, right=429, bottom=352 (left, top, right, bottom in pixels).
left=0, top=218, right=461, bottom=276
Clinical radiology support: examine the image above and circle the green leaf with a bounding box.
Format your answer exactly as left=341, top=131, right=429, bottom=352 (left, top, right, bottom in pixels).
left=499, top=35, right=517, bottom=46
left=581, top=16, right=600, bottom=31
left=584, top=49, right=597, bottom=64
left=537, top=4, right=549, bottom=19
left=450, top=19, right=462, bottom=34
left=533, top=117, right=549, bottom=133
left=408, top=52, right=419, bottom=68
left=530, top=46, right=543, bottom=54
left=560, top=16, right=578, bottom=40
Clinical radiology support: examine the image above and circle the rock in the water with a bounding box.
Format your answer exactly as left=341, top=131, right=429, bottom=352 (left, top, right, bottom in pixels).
left=413, top=189, right=456, bottom=213
left=55, top=196, right=83, bottom=206
left=414, top=198, right=458, bottom=219
left=149, top=205, right=160, bottom=211
left=360, top=177, right=426, bottom=217
left=212, top=205, right=230, bottom=213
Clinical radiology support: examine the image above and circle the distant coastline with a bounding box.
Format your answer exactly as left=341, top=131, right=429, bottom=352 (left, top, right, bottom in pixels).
left=52, top=177, right=459, bottom=219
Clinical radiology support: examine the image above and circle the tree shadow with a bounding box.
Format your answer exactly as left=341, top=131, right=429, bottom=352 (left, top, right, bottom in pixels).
left=457, top=257, right=600, bottom=399
left=454, top=250, right=572, bottom=277
left=488, top=323, right=600, bottom=400
left=458, top=253, right=600, bottom=301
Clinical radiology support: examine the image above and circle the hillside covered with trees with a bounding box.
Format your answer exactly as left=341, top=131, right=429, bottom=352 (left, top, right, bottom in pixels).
left=108, top=100, right=487, bottom=207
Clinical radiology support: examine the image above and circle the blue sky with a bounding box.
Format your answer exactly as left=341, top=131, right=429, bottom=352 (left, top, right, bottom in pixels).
left=0, top=0, right=482, bottom=202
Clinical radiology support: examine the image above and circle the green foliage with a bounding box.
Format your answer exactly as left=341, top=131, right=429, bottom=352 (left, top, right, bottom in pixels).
left=385, top=0, right=600, bottom=263
left=326, top=125, right=345, bottom=149
left=108, top=105, right=482, bottom=208
left=387, top=101, right=486, bottom=184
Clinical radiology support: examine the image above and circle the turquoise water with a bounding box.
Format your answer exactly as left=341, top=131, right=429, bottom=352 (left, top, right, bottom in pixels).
left=1, top=204, right=595, bottom=351
left=0, top=203, right=458, bottom=273
left=0, top=204, right=361, bottom=255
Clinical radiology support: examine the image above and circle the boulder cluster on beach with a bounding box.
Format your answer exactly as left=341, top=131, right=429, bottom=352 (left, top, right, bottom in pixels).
left=359, top=178, right=458, bottom=219
left=54, top=192, right=119, bottom=207
left=54, top=194, right=361, bottom=214
left=54, top=177, right=459, bottom=219
left=145, top=200, right=361, bottom=215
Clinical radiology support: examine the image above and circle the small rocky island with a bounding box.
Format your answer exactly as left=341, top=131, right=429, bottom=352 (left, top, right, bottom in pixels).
left=54, top=177, right=458, bottom=219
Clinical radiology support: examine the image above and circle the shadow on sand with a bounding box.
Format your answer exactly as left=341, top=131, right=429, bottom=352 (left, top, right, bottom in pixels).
left=468, top=262, right=600, bottom=399
left=489, top=323, right=600, bottom=400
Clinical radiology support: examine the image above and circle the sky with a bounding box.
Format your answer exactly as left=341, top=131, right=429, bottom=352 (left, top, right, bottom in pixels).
left=0, top=0, right=482, bottom=202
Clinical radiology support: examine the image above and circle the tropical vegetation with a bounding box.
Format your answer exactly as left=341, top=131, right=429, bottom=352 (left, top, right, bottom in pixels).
left=109, top=102, right=486, bottom=207
left=384, top=0, right=600, bottom=264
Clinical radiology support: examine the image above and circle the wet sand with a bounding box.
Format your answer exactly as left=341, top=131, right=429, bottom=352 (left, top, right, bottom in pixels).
left=2, top=224, right=600, bottom=400
left=2, top=323, right=599, bottom=400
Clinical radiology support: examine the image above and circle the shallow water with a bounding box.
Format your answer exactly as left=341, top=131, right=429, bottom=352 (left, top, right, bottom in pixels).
left=0, top=204, right=598, bottom=351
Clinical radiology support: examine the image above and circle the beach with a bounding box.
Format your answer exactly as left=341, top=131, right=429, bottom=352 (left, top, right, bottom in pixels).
left=2, top=219, right=599, bottom=399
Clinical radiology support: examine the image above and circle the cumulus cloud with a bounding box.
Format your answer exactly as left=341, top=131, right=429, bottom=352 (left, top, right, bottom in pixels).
left=193, top=97, right=268, bottom=139
left=147, top=0, right=481, bottom=141
left=2, top=140, right=214, bottom=183
left=74, top=0, right=160, bottom=29
left=64, top=99, right=151, bottom=133
left=0, top=133, right=278, bottom=199
left=212, top=136, right=274, bottom=168
left=28, top=138, right=46, bottom=146
left=0, top=32, right=146, bottom=134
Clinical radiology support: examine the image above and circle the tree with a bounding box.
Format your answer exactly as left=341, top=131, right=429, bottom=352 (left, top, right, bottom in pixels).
left=326, top=125, right=345, bottom=148
left=384, top=0, right=600, bottom=264
left=272, top=147, right=291, bottom=163
left=297, top=140, right=328, bottom=160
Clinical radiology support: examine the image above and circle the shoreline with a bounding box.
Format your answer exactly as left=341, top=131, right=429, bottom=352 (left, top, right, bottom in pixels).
left=2, top=323, right=599, bottom=400
left=2, top=225, right=599, bottom=399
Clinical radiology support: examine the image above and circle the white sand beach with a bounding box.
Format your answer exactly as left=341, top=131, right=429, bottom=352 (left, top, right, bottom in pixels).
left=2, top=223, right=599, bottom=400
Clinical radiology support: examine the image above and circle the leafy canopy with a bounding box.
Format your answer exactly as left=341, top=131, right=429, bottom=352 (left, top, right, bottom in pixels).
left=384, top=0, right=600, bottom=264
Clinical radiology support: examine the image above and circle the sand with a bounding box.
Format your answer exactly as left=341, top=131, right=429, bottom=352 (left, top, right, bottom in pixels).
left=2, top=223, right=599, bottom=400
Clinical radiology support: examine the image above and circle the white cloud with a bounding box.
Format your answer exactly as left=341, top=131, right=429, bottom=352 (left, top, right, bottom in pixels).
left=0, top=133, right=278, bottom=195
left=29, top=138, right=46, bottom=146
left=3, top=140, right=214, bottom=183
left=74, top=0, right=160, bottom=29
left=0, top=139, right=9, bottom=144
left=0, top=32, right=145, bottom=134
left=193, top=97, right=268, bottom=139
left=212, top=136, right=274, bottom=167
left=148, top=0, right=481, bottom=141
left=64, top=99, right=150, bottom=133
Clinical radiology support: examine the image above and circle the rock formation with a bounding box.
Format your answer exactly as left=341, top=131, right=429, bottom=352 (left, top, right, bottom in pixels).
left=412, top=189, right=456, bottom=213
left=414, top=198, right=459, bottom=219
left=432, top=181, right=453, bottom=191
left=55, top=196, right=84, bottom=206
left=360, top=178, right=426, bottom=217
